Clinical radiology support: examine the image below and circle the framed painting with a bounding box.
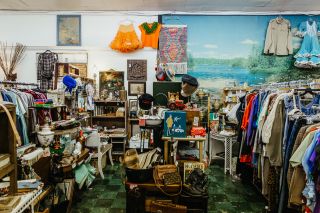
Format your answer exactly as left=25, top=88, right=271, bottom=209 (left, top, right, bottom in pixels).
left=128, top=81, right=146, bottom=96
left=99, top=70, right=124, bottom=99
left=127, top=59, right=147, bottom=81
left=57, top=15, right=81, bottom=46
left=129, top=99, right=138, bottom=111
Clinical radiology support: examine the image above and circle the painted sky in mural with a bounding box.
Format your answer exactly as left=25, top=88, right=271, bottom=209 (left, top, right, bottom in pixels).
left=163, top=15, right=320, bottom=92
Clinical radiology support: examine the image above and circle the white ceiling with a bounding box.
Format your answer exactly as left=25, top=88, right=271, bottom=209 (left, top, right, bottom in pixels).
left=0, top=0, right=319, bottom=13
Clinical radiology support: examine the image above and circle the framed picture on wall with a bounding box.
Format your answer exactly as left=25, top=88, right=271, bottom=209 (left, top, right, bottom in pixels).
left=127, top=59, right=147, bottom=81
left=57, top=15, right=81, bottom=46
left=129, top=99, right=138, bottom=111
left=99, top=70, right=124, bottom=99
left=128, top=81, right=146, bottom=96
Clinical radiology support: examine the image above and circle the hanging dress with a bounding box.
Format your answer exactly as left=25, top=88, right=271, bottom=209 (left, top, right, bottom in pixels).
left=294, top=21, right=320, bottom=68
left=110, top=23, right=142, bottom=53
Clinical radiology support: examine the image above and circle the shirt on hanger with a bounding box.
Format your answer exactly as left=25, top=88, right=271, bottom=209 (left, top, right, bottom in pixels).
left=264, top=17, right=293, bottom=56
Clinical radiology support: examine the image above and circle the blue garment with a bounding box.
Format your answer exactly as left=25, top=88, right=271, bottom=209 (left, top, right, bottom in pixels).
left=303, top=130, right=320, bottom=176
left=2, top=91, right=29, bottom=145
left=301, top=131, right=320, bottom=211
left=295, top=21, right=320, bottom=68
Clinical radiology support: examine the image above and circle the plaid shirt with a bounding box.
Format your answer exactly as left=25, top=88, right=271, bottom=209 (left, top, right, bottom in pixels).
left=37, top=51, right=58, bottom=90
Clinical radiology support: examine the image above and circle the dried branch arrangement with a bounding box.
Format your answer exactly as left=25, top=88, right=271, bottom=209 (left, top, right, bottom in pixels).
left=0, top=42, right=26, bottom=81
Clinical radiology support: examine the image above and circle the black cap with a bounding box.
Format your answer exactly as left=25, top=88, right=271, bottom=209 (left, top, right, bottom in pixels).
left=182, top=74, right=198, bottom=87
left=139, top=93, right=155, bottom=110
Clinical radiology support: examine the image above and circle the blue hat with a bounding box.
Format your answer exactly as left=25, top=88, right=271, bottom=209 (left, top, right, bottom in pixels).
left=63, top=75, right=77, bottom=93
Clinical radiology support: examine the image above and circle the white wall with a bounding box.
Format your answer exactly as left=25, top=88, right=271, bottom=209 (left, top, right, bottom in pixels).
left=0, top=13, right=158, bottom=97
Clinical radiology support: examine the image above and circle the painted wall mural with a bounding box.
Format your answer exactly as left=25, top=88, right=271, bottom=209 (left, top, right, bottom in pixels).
left=163, top=15, right=320, bottom=92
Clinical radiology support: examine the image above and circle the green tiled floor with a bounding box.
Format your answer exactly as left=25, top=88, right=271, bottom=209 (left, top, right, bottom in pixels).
left=71, top=163, right=266, bottom=213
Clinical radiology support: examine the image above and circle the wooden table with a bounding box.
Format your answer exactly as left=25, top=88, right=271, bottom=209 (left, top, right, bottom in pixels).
left=161, top=136, right=206, bottom=163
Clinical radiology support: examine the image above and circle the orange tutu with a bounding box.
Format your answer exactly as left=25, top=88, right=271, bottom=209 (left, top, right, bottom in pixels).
left=110, top=24, right=142, bottom=53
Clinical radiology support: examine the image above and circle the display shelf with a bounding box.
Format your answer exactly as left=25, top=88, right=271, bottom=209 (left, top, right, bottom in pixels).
left=29, top=105, right=66, bottom=109
left=92, top=115, right=125, bottom=119
left=0, top=103, right=17, bottom=194
left=53, top=127, right=80, bottom=135
left=32, top=185, right=53, bottom=206
left=12, top=189, right=42, bottom=213
left=112, top=152, right=124, bottom=155
left=0, top=164, right=14, bottom=179
left=94, top=100, right=126, bottom=103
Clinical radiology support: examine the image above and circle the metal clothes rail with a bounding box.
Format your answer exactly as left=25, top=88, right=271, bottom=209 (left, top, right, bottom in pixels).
left=0, top=80, right=39, bottom=87
left=251, top=79, right=320, bottom=89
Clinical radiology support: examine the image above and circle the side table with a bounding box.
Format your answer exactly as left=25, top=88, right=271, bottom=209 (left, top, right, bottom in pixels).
left=161, top=136, right=206, bottom=163
left=210, top=133, right=237, bottom=174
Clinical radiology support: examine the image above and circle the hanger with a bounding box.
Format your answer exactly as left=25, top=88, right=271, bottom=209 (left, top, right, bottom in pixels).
left=308, top=17, right=314, bottom=24
left=119, top=17, right=133, bottom=25
left=44, top=50, right=52, bottom=53
left=296, top=88, right=316, bottom=97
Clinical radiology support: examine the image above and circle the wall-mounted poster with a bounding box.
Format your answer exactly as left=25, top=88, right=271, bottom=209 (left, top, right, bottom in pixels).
left=127, top=60, right=147, bottom=81
left=57, top=15, right=81, bottom=46
left=163, top=111, right=186, bottom=138
left=99, top=70, right=124, bottom=99
left=162, top=15, right=320, bottom=93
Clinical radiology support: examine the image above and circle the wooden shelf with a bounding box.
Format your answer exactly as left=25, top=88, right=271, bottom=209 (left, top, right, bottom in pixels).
left=162, top=136, right=206, bottom=142
left=112, top=151, right=124, bottom=155
left=29, top=105, right=66, bottom=109
left=53, top=127, right=80, bottom=135
left=129, top=118, right=139, bottom=121
left=92, top=115, right=125, bottom=119
left=0, top=164, right=14, bottom=179
left=94, top=100, right=126, bottom=103
left=0, top=103, right=15, bottom=113
left=0, top=103, right=17, bottom=194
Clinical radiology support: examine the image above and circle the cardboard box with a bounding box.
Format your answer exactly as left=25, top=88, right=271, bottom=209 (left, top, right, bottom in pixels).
left=164, top=111, right=186, bottom=138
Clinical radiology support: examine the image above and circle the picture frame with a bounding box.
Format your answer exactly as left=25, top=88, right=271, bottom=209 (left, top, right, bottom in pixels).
left=57, top=15, right=81, bottom=46
left=128, top=81, right=146, bottom=96
left=129, top=99, right=138, bottom=111
left=127, top=59, right=147, bottom=81
left=99, top=70, right=124, bottom=100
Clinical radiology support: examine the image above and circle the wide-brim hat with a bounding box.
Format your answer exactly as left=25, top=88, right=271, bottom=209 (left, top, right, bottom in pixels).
left=181, top=74, right=199, bottom=97
left=166, top=67, right=175, bottom=81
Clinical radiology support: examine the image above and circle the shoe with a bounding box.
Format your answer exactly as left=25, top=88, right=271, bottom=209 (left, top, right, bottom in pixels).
left=182, top=185, right=203, bottom=197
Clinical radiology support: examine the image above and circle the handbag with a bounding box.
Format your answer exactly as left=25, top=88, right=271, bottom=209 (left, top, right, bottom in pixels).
left=163, top=172, right=181, bottom=185
left=150, top=200, right=187, bottom=213
left=122, top=149, right=140, bottom=169
left=153, top=165, right=182, bottom=196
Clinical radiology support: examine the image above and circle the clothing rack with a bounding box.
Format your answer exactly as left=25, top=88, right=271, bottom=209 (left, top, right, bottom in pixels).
left=0, top=81, right=39, bottom=87
left=251, top=79, right=320, bottom=89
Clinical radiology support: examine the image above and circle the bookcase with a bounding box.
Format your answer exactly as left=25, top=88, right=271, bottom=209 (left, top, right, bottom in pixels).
left=92, top=101, right=127, bottom=159
left=0, top=103, right=17, bottom=194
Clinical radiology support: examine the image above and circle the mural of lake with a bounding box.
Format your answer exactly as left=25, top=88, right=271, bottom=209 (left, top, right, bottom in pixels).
left=163, top=15, right=320, bottom=92
left=188, top=64, right=269, bottom=92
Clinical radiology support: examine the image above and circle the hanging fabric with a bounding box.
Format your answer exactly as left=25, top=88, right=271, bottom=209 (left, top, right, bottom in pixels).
left=37, top=50, right=58, bottom=90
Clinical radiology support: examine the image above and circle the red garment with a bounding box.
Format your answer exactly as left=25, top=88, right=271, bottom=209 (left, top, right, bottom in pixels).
left=241, top=94, right=256, bottom=130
